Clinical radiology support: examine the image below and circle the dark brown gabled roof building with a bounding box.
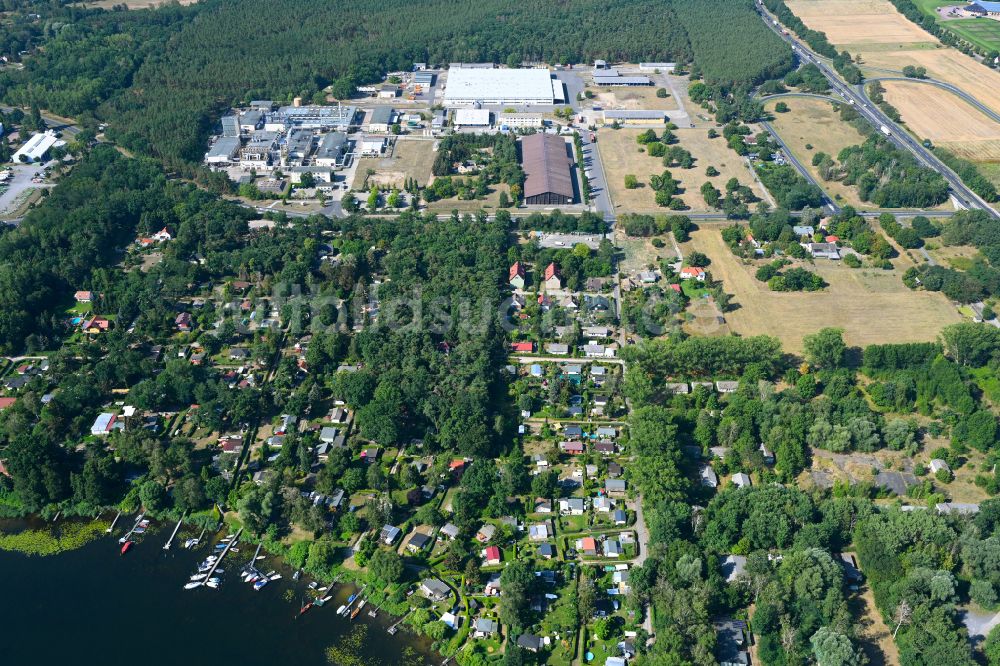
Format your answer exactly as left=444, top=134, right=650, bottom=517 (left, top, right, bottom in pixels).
left=521, top=133, right=575, bottom=206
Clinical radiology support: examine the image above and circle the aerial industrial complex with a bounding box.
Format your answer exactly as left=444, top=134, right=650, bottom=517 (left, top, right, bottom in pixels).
left=442, top=66, right=564, bottom=106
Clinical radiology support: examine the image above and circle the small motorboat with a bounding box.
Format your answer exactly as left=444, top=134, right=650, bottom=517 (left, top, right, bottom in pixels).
left=246, top=574, right=259, bottom=584
left=255, top=555, right=265, bottom=561
left=120, top=541, right=133, bottom=556
left=183, top=582, right=202, bottom=590
left=350, top=606, right=361, bottom=620
left=336, top=605, right=346, bottom=615
left=183, top=538, right=198, bottom=549
left=253, top=578, right=268, bottom=591
left=190, top=573, right=207, bottom=581
left=264, top=570, right=276, bottom=578
left=308, top=581, right=318, bottom=590
left=292, top=569, right=302, bottom=581
left=269, top=573, right=281, bottom=581
left=206, top=580, right=220, bottom=589
left=299, top=602, right=313, bottom=616
left=138, top=520, right=150, bottom=528
left=208, top=577, right=221, bottom=584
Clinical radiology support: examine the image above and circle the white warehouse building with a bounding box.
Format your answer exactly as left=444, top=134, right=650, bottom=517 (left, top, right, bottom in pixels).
left=443, top=67, right=557, bottom=106
left=13, top=131, right=61, bottom=163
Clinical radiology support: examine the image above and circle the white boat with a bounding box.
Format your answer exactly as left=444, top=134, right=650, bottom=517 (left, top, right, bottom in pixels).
left=206, top=580, right=220, bottom=589
left=190, top=573, right=208, bottom=581
left=255, top=555, right=266, bottom=561
left=208, top=577, right=221, bottom=584
left=318, top=586, right=328, bottom=592
left=264, top=570, right=276, bottom=578
left=183, top=538, right=198, bottom=549
left=358, top=600, right=367, bottom=610
left=253, top=578, right=269, bottom=591
left=336, top=605, right=346, bottom=615
left=184, top=581, right=203, bottom=590
left=308, top=581, right=318, bottom=590
left=269, top=573, right=281, bottom=581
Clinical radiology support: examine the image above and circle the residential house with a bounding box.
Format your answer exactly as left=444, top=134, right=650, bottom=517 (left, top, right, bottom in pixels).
left=679, top=266, right=706, bottom=281
left=484, top=545, right=501, bottom=565
left=511, top=341, right=534, bottom=353
left=716, top=619, right=749, bottom=666
left=380, top=525, right=402, bottom=545
left=516, top=634, right=544, bottom=653
left=529, top=363, right=544, bottom=377
left=545, top=343, right=569, bottom=355
left=476, top=524, right=497, bottom=543
left=440, top=523, right=460, bottom=540
left=929, top=458, right=951, bottom=475
left=596, top=426, right=617, bottom=438
left=276, top=414, right=297, bottom=435
left=407, top=531, right=432, bottom=553
left=560, top=498, right=586, bottom=515
left=320, top=426, right=339, bottom=444
left=759, top=443, right=775, bottom=465
left=700, top=464, right=719, bottom=488
left=804, top=241, right=840, bottom=259
left=90, top=412, right=117, bottom=436
left=74, top=290, right=93, bottom=303
left=579, top=536, right=598, bottom=557
left=613, top=509, right=627, bottom=525
left=608, top=462, right=622, bottom=478
left=474, top=618, right=499, bottom=637
left=529, top=522, right=550, bottom=540
left=593, top=496, right=613, bottom=512
left=666, top=382, right=690, bottom=395
left=361, top=447, right=380, bottom=463
left=731, top=472, right=751, bottom=488
left=543, top=263, right=562, bottom=290
left=715, top=380, right=739, bottom=393
left=534, top=499, right=553, bottom=513
left=509, top=262, right=526, bottom=289
left=605, top=539, right=622, bottom=557
left=420, top=578, right=451, bottom=602
left=605, top=478, right=626, bottom=496
left=564, top=425, right=584, bottom=438
left=560, top=440, right=585, bottom=455
left=594, top=441, right=615, bottom=455
left=722, top=555, right=747, bottom=583
left=175, top=312, right=193, bottom=332
left=538, top=542, right=555, bottom=559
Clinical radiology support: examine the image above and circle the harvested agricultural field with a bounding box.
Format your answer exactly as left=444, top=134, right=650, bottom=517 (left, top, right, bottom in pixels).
left=764, top=97, right=869, bottom=207
left=597, top=127, right=766, bottom=213
left=682, top=226, right=962, bottom=353
left=785, top=0, right=935, bottom=46
left=787, top=0, right=1000, bottom=118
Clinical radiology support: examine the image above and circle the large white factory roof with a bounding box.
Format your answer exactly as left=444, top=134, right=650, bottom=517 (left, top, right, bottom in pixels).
left=444, top=68, right=555, bottom=105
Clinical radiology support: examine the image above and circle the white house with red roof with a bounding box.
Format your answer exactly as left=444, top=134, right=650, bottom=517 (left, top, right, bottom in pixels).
left=509, top=262, right=526, bottom=289
left=679, top=266, right=706, bottom=281
left=543, top=262, right=562, bottom=290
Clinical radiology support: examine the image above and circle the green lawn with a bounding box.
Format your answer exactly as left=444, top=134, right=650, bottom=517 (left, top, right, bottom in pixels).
left=911, top=0, right=1000, bottom=51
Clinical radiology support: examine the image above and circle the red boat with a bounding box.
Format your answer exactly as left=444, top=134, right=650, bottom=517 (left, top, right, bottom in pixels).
left=121, top=540, right=133, bottom=556
left=299, top=602, right=313, bottom=616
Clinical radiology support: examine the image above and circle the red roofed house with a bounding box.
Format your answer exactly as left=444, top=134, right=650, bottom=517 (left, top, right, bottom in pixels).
left=543, top=263, right=562, bottom=291
left=511, top=341, right=534, bottom=353
left=509, top=262, right=526, bottom=289
left=669, top=283, right=682, bottom=293
left=679, top=266, right=706, bottom=281
left=152, top=227, right=173, bottom=242
left=559, top=440, right=585, bottom=455
left=175, top=312, right=193, bottom=332
left=0, top=459, right=9, bottom=478
left=579, top=536, right=598, bottom=557
left=825, top=235, right=840, bottom=243
left=0, top=397, right=16, bottom=410
left=484, top=545, right=501, bottom=566
left=82, top=316, right=111, bottom=334
left=74, top=290, right=93, bottom=303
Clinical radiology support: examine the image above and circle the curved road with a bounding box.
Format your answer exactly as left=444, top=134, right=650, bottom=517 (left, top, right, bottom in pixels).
left=864, top=76, right=1000, bottom=125
left=757, top=1, right=999, bottom=219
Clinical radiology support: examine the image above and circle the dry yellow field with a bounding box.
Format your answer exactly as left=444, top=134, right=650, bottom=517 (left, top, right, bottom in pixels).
left=882, top=82, right=1000, bottom=143
left=597, top=127, right=766, bottom=213
left=786, top=0, right=933, bottom=46
left=683, top=227, right=962, bottom=353
left=764, top=97, right=869, bottom=207
left=787, top=0, right=1000, bottom=147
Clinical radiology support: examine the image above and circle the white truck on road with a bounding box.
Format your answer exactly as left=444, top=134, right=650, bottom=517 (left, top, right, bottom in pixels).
left=879, top=124, right=892, bottom=137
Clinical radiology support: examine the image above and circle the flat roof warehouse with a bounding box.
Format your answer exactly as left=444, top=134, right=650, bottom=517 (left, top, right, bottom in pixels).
left=444, top=68, right=558, bottom=106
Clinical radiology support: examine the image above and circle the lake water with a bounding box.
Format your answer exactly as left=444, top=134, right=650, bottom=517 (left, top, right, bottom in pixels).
left=0, top=519, right=431, bottom=666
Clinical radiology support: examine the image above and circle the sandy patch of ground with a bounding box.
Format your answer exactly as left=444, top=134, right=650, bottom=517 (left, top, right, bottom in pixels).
left=594, top=87, right=679, bottom=111
left=682, top=226, right=962, bottom=352
left=351, top=138, right=435, bottom=190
